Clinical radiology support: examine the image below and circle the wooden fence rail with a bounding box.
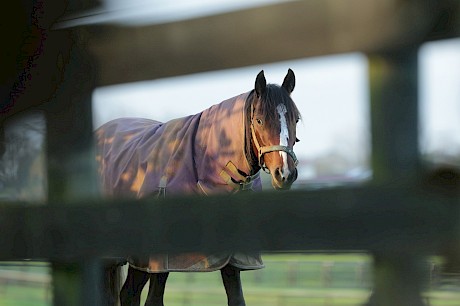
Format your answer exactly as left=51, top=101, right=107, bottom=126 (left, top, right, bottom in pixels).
left=0, top=185, right=458, bottom=259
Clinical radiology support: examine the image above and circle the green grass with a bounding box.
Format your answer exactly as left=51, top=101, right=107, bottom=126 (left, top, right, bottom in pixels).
left=1, top=254, right=460, bottom=306
left=0, top=286, right=50, bottom=306
left=150, top=254, right=372, bottom=306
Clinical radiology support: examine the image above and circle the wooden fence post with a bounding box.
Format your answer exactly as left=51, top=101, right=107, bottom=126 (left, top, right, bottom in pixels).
left=45, top=28, right=102, bottom=306
left=367, top=48, right=425, bottom=305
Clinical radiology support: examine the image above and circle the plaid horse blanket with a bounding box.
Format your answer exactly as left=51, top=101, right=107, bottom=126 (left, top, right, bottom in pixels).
left=95, top=92, right=263, bottom=272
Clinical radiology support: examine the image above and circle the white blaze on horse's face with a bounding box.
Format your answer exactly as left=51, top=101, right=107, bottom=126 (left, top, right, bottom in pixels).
left=252, top=68, right=299, bottom=190
left=277, top=104, right=290, bottom=180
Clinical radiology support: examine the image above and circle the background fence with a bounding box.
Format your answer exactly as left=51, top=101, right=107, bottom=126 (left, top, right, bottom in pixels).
left=1, top=0, right=460, bottom=305
left=2, top=254, right=460, bottom=306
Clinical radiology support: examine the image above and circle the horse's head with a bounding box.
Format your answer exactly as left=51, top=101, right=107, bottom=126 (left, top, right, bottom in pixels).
left=249, top=69, right=300, bottom=190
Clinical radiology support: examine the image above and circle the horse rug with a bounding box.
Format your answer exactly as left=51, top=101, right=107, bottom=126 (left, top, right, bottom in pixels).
left=95, top=92, right=264, bottom=273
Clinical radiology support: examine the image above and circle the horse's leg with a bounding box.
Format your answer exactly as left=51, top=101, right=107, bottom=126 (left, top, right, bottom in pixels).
left=144, top=272, right=169, bottom=306
left=221, top=265, right=246, bottom=306
left=119, top=266, right=150, bottom=306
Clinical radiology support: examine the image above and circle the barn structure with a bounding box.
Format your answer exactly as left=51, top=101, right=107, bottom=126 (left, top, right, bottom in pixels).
left=1, top=0, right=460, bottom=305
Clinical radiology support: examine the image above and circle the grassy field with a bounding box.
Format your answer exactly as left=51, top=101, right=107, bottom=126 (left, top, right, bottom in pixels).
left=153, top=253, right=457, bottom=306
left=1, top=254, right=460, bottom=306
left=0, top=261, right=51, bottom=306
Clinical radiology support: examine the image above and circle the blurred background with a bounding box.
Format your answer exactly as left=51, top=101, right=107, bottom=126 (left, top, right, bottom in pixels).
left=92, top=38, right=460, bottom=187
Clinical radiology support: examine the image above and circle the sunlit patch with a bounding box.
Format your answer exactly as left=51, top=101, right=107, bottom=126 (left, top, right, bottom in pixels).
left=130, top=167, right=146, bottom=193
left=121, top=171, right=132, bottom=183
left=123, top=133, right=135, bottom=141
left=276, top=104, right=290, bottom=179
left=104, top=136, right=114, bottom=145
left=148, top=258, right=163, bottom=271
left=95, top=129, right=105, bottom=138
left=146, top=162, right=155, bottom=174
left=167, top=138, right=181, bottom=153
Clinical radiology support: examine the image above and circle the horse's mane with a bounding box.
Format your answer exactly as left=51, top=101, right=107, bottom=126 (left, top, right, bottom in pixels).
left=244, top=84, right=301, bottom=172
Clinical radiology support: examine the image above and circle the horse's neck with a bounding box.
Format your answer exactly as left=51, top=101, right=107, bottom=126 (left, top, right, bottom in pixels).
left=194, top=92, right=254, bottom=183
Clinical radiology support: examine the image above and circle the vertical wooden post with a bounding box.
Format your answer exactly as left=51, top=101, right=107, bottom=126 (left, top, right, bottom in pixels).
left=45, top=28, right=103, bottom=306
left=367, top=49, right=425, bottom=305
left=369, top=49, right=421, bottom=184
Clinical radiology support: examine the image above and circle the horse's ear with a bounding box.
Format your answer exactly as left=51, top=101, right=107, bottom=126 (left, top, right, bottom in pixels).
left=282, top=68, right=295, bottom=94
left=255, top=70, right=266, bottom=98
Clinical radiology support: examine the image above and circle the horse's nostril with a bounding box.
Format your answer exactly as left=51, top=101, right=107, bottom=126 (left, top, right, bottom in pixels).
left=275, top=168, right=286, bottom=181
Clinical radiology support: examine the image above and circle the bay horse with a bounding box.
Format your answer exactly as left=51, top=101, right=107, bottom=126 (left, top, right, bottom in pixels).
left=96, top=69, right=301, bottom=306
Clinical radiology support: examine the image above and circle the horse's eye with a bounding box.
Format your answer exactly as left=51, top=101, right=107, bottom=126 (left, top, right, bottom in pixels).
left=256, top=118, right=263, bottom=126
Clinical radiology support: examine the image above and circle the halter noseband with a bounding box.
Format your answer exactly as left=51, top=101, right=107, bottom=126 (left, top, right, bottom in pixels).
left=250, top=104, right=299, bottom=173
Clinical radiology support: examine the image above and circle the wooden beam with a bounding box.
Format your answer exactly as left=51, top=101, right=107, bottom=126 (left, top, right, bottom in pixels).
left=0, top=185, right=457, bottom=259
left=79, top=0, right=460, bottom=86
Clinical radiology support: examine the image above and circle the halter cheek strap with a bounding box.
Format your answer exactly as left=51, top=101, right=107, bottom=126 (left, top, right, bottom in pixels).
left=250, top=117, right=299, bottom=173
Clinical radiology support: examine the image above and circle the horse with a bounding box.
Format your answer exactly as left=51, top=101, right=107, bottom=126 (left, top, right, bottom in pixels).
left=95, top=69, right=301, bottom=306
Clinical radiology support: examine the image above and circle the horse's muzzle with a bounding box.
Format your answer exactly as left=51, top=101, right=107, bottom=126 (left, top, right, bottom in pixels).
left=271, top=167, right=298, bottom=190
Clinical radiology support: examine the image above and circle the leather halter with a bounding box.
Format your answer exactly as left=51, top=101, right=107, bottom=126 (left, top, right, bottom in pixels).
left=250, top=104, right=299, bottom=173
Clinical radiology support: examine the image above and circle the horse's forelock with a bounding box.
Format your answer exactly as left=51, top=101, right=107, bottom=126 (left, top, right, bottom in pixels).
left=258, top=84, right=300, bottom=125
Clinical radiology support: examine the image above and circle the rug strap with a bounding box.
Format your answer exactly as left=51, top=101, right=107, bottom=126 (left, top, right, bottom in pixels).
left=219, top=161, right=260, bottom=192
left=157, top=175, right=167, bottom=198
